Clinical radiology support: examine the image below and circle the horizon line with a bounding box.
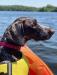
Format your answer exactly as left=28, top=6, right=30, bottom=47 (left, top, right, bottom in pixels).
left=0, top=4, right=57, bottom=8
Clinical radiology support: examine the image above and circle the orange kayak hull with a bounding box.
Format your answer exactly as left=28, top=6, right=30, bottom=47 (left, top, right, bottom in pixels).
left=20, top=45, right=53, bottom=75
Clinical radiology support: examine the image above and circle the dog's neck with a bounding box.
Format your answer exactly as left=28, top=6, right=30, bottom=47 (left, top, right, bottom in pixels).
left=1, top=36, right=20, bottom=46
left=0, top=36, right=21, bottom=50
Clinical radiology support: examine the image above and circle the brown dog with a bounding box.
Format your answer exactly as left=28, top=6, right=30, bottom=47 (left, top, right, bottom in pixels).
left=0, top=17, right=54, bottom=62
left=0, top=17, right=54, bottom=75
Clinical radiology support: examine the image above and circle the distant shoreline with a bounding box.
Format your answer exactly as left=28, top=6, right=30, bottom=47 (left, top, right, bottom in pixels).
left=0, top=5, right=57, bottom=12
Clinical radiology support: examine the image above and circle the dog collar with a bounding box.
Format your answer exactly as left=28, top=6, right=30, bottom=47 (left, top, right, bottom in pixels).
left=0, top=41, right=20, bottom=50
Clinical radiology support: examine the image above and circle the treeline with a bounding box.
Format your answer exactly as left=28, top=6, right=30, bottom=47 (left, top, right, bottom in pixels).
left=0, top=5, right=57, bottom=12
left=38, top=5, right=57, bottom=12
left=0, top=5, right=39, bottom=11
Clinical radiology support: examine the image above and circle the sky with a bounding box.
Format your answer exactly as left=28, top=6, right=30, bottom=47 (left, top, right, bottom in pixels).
left=0, top=0, right=57, bottom=7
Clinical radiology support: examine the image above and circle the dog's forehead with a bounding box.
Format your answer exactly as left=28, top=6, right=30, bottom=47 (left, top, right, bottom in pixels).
left=25, top=19, right=33, bottom=23
left=24, top=18, right=37, bottom=25
left=20, top=17, right=34, bottom=22
left=14, top=17, right=37, bottom=26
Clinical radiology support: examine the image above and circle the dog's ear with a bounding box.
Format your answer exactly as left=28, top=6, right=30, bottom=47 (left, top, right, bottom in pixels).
left=3, top=22, right=25, bottom=46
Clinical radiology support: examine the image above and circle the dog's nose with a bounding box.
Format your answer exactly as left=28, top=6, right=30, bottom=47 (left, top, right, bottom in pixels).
left=51, top=29, right=55, bottom=34
left=48, top=29, right=55, bottom=35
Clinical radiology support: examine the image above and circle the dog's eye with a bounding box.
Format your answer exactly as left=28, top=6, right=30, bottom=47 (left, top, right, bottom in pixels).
left=32, top=24, right=37, bottom=28
left=33, top=26, right=36, bottom=29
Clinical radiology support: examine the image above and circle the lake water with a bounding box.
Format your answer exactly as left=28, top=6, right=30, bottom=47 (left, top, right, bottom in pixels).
left=0, top=11, right=57, bottom=75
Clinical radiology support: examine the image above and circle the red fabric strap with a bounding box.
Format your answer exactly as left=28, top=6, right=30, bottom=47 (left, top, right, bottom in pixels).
left=0, top=41, right=20, bottom=50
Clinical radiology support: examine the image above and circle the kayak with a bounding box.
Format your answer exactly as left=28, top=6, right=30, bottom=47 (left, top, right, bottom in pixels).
left=20, top=45, right=54, bottom=75
left=0, top=45, right=54, bottom=75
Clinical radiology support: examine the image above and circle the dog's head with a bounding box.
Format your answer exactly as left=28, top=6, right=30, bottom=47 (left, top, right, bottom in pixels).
left=3, top=17, right=54, bottom=46
left=21, top=17, right=54, bottom=41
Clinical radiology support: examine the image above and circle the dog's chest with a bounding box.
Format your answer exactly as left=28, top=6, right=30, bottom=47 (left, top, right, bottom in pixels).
left=0, top=47, right=22, bottom=62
